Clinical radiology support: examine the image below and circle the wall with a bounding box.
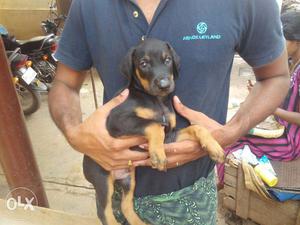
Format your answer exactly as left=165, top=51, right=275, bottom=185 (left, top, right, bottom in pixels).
left=0, top=0, right=51, bottom=39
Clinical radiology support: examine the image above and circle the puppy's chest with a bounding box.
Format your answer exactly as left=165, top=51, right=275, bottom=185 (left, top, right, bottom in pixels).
left=134, top=103, right=176, bottom=131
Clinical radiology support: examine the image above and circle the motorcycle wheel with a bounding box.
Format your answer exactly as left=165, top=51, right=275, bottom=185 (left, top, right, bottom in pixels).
left=15, top=80, right=41, bottom=115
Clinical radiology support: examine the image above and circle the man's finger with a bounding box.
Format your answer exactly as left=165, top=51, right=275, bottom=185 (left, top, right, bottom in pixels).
left=132, top=159, right=151, bottom=167
left=101, top=89, right=129, bottom=114
left=247, top=80, right=254, bottom=86
left=113, top=136, right=146, bottom=150
left=174, top=96, right=223, bottom=130
left=139, top=143, right=149, bottom=150
left=173, top=96, right=199, bottom=123
left=113, top=149, right=149, bottom=161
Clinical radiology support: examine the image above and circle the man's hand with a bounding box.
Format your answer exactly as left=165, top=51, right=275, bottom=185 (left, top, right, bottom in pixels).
left=49, top=64, right=148, bottom=171
left=66, top=89, right=148, bottom=171
left=247, top=80, right=254, bottom=92
left=133, top=96, right=226, bottom=169
left=164, top=96, right=226, bottom=168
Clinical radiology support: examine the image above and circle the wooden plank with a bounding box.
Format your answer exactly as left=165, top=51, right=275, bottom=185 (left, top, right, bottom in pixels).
left=296, top=207, right=300, bottom=225
left=248, top=193, right=297, bottom=225
left=225, top=164, right=238, bottom=177
left=224, top=173, right=237, bottom=188
left=252, top=192, right=298, bottom=213
left=0, top=199, right=102, bottom=225
left=236, top=165, right=250, bottom=220
left=223, top=196, right=236, bottom=211
left=242, top=220, right=259, bottom=225
left=249, top=204, right=295, bottom=225
left=224, top=184, right=236, bottom=199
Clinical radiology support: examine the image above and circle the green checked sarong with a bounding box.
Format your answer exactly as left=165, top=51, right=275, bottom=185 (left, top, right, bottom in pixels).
left=113, top=170, right=217, bottom=225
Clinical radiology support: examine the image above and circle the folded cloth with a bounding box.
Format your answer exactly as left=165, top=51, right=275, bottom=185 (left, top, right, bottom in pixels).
left=242, top=161, right=272, bottom=200
left=109, top=170, right=217, bottom=225
left=268, top=189, right=300, bottom=201
left=134, top=171, right=217, bottom=225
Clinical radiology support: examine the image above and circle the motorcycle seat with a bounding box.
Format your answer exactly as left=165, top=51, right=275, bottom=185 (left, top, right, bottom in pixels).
left=17, top=34, right=54, bottom=45
left=14, top=34, right=56, bottom=54
left=17, top=36, right=46, bottom=45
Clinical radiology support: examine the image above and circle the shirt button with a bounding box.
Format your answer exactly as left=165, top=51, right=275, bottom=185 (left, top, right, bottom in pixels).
left=141, top=35, right=145, bottom=41
left=133, top=11, right=139, bottom=18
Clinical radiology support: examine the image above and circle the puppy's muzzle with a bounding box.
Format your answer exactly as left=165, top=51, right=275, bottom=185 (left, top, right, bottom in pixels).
left=155, top=77, right=171, bottom=90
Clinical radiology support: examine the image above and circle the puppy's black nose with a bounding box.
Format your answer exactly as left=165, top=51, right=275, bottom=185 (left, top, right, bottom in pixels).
left=156, top=78, right=171, bottom=89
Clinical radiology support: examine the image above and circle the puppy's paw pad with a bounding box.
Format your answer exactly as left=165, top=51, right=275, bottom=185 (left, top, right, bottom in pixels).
left=157, top=159, right=167, bottom=171
left=150, top=153, right=167, bottom=171
left=209, top=150, right=225, bottom=163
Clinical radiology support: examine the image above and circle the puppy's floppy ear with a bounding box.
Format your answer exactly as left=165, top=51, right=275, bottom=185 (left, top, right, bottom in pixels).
left=166, top=42, right=180, bottom=79
left=120, top=47, right=136, bottom=84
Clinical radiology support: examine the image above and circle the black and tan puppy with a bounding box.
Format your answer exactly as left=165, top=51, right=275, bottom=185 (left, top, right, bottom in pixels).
left=100, top=39, right=224, bottom=225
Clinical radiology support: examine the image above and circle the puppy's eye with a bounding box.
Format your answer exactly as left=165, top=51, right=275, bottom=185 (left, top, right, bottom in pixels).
left=164, top=57, right=172, bottom=65
left=140, top=61, right=148, bottom=68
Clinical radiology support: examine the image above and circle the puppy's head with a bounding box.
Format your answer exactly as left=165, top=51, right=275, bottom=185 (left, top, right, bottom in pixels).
left=121, top=39, right=180, bottom=97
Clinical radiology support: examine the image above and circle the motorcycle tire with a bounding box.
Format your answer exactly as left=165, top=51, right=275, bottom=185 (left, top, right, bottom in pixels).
left=15, top=80, right=41, bottom=115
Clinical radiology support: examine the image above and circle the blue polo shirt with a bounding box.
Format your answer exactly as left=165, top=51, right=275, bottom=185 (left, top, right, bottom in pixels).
left=55, top=0, right=284, bottom=197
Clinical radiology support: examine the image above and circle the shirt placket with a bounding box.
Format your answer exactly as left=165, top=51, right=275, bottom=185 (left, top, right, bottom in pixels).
left=127, top=0, right=169, bottom=41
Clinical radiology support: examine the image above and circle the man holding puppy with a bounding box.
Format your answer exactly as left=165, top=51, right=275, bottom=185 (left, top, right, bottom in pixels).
left=49, top=0, right=289, bottom=224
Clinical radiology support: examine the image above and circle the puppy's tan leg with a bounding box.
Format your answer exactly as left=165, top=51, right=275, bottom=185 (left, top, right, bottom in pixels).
left=144, top=123, right=166, bottom=171
left=121, top=169, right=147, bottom=225
left=104, top=174, right=120, bottom=225
left=176, top=125, right=224, bottom=163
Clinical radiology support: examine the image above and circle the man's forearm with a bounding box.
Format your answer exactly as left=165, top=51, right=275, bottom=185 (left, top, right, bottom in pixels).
left=48, top=80, right=82, bottom=138
left=221, top=75, right=290, bottom=147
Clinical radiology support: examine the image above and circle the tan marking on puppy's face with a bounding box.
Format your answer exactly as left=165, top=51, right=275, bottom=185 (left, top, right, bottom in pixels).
left=135, top=107, right=156, bottom=120
left=135, top=69, right=150, bottom=92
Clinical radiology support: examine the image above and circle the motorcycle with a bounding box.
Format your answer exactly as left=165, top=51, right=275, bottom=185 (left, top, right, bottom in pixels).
left=41, top=0, right=67, bottom=35
left=1, top=25, right=58, bottom=88
left=7, top=48, right=41, bottom=115
left=41, top=18, right=65, bottom=36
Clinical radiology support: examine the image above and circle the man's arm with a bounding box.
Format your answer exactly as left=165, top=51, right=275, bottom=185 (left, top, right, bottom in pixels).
left=274, top=108, right=300, bottom=126
left=48, top=63, right=86, bottom=136
left=219, top=50, right=290, bottom=146
left=247, top=78, right=300, bottom=126
left=49, top=63, right=148, bottom=171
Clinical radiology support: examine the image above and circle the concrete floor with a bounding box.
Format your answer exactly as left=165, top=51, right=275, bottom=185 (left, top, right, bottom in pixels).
left=0, top=56, right=255, bottom=224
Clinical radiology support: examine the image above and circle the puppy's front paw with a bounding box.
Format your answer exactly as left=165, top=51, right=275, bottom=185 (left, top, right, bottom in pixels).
left=208, top=148, right=225, bottom=163
left=201, top=138, right=224, bottom=163
left=150, top=150, right=167, bottom=171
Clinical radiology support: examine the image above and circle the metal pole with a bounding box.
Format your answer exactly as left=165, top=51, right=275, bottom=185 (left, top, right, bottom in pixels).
left=56, top=0, right=72, bottom=16
left=0, top=38, right=49, bottom=207
left=90, top=70, right=99, bottom=109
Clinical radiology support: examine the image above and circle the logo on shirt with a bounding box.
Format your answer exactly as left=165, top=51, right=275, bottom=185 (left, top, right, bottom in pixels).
left=183, top=22, right=222, bottom=41
left=196, top=22, right=208, bottom=34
